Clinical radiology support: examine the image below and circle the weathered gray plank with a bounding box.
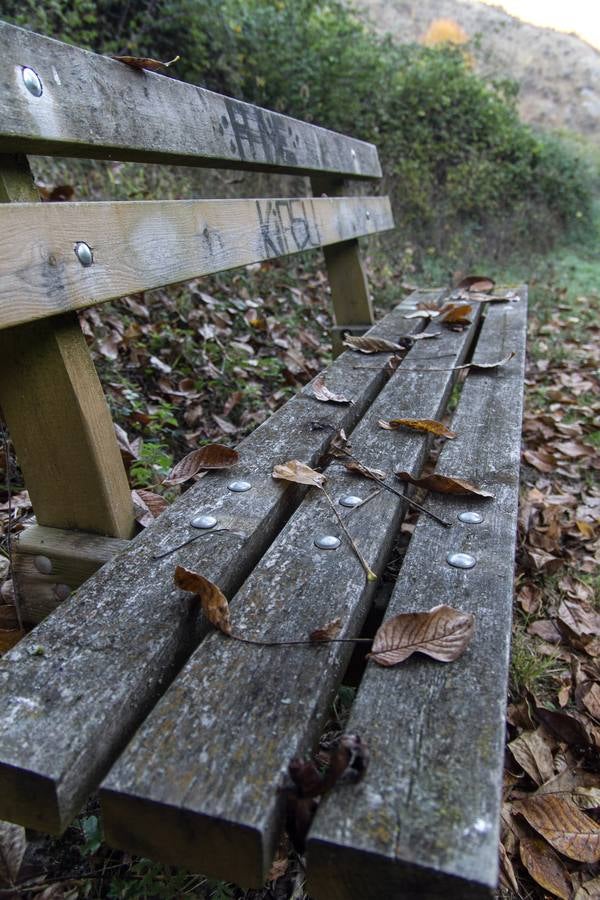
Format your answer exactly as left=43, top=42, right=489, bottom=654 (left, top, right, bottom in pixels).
left=1, top=22, right=380, bottom=178
left=0, top=295, right=427, bottom=835
left=99, top=309, right=483, bottom=888
left=0, top=196, right=392, bottom=330
left=306, top=293, right=528, bottom=900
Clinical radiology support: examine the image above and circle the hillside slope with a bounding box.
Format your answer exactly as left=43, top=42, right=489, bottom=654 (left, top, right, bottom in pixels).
left=353, top=0, right=600, bottom=143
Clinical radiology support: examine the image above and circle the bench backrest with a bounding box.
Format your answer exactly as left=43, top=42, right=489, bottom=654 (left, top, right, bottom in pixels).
left=0, top=21, right=393, bottom=542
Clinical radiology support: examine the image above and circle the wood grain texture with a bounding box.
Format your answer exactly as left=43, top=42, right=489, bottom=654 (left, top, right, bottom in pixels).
left=99, top=308, right=482, bottom=888
left=0, top=296, right=425, bottom=835
left=311, top=177, right=376, bottom=356
left=306, top=293, right=528, bottom=900
left=0, top=156, right=135, bottom=538
left=14, top=526, right=128, bottom=623
left=0, top=196, right=393, bottom=329
left=0, top=22, right=380, bottom=178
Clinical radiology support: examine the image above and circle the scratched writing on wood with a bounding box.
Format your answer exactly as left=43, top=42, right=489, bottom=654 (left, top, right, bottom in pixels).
left=223, top=98, right=299, bottom=166
left=256, top=199, right=322, bottom=257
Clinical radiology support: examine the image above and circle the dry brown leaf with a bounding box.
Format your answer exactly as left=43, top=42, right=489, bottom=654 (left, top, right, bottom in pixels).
left=174, top=566, right=232, bottom=635
left=0, top=820, right=26, bottom=886
left=368, top=604, right=474, bottom=666
left=403, top=309, right=439, bottom=320
left=272, top=460, right=326, bottom=488
left=456, top=275, right=495, bottom=292
left=343, top=336, right=406, bottom=354
left=309, top=618, right=342, bottom=643
left=410, top=331, right=441, bottom=340
left=470, top=352, right=515, bottom=370
left=166, top=444, right=239, bottom=485
left=575, top=877, right=600, bottom=898
left=508, top=728, right=555, bottom=786
left=558, top=599, right=600, bottom=640
left=499, top=841, right=519, bottom=893
left=519, top=837, right=572, bottom=900
left=439, top=303, right=472, bottom=327
left=514, top=794, right=600, bottom=863
left=378, top=418, right=457, bottom=439
left=112, top=54, right=180, bottom=71
left=37, top=183, right=75, bottom=202
left=342, top=458, right=387, bottom=482
left=394, top=471, right=494, bottom=498
left=312, top=375, right=351, bottom=404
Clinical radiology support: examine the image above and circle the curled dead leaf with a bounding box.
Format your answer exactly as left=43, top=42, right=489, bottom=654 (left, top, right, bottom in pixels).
left=439, top=303, right=472, bottom=324
left=311, top=375, right=351, bottom=404
left=456, top=275, right=495, bottom=292
left=309, top=618, right=342, bottom=643
left=378, top=418, right=457, bottom=439
left=342, top=458, right=387, bottom=482
left=112, top=54, right=180, bottom=71
left=394, top=471, right=494, bottom=498
left=328, top=429, right=352, bottom=458
left=519, top=837, right=571, bottom=899
left=403, top=309, right=440, bottom=320
left=174, top=566, right=232, bottom=635
left=470, top=351, right=515, bottom=370
left=166, top=444, right=239, bottom=485
left=343, top=335, right=407, bottom=354
left=513, top=794, right=600, bottom=863
left=368, top=604, right=475, bottom=666
left=272, top=460, right=326, bottom=488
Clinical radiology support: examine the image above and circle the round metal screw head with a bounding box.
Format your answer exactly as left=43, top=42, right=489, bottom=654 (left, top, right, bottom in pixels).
left=366, top=211, right=371, bottom=220
left=190, top=514, right=218, bottom=529
left=33, top=555, right=52, bottom=575
left=314, top=534, right=341, bottom=550
left=227, top=481, right=252, bottom=493
left=447, top=552, right=476, bottom=570
left=74, top=241, right=93, bottom=267
left=458, top=511, right=484, bottom=525
left=22, top=66, right=43, bottom=97
left=339, top=495, right=363, bottom=508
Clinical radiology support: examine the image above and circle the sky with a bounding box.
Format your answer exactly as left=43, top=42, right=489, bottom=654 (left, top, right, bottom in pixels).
left=479, top=0, right=600, bottom=49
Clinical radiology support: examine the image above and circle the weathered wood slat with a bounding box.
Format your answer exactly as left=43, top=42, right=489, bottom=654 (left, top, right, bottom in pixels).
left=0, top=296, right=427, bottom=835
left=99, top=310, right=483, bottom=888
left=306, top=294, right=528, bottom=900
left=0, top=155, right=135, bottom=539
left=1, top=22, right=381, bottom=178
left=14, top=526, right=129, bottom=623
left=0, top=196, right=393, bottom=330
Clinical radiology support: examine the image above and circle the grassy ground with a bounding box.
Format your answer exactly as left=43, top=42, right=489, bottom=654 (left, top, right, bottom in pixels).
left=0, top=230, right=598, bottom=897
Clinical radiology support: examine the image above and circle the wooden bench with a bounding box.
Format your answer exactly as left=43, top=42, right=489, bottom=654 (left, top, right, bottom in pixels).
left=0, top=21, right=527, bottom=899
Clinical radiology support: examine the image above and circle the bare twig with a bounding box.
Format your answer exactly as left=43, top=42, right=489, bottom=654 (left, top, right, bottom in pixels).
left=322, top=487, right=377, bottom=581
left=0, top=423, right=24, bottom=630
left=152, top=528, right=245, bottom=560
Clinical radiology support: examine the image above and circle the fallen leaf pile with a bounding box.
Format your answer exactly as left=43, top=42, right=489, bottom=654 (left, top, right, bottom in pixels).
left=501, top=288, right=600, bottom=899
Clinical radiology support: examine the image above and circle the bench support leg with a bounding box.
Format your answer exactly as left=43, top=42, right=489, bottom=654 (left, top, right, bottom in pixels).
left=0, top=155, right=136, bottom=619
left=311, top=176, right=374, bottom=356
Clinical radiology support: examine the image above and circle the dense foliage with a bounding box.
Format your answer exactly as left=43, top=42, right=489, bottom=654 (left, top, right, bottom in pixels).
left=4, top=0, right=593, bottom=262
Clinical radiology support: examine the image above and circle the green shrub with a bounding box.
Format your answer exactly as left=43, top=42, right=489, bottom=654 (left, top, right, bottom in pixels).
left=3, top=0, right=593, bottom=264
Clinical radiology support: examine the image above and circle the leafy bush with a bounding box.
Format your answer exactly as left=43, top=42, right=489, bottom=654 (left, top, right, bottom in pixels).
left=3, top=0, right=593, bottom=264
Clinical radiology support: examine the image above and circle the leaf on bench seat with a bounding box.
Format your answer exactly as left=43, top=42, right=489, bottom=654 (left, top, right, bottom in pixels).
left=112, top=54, right=180, bottom=72
left=378, top=417, right=457, bottom=439
left=165, top=444, right=239, bottom=485
left=342, top=336, right=408, bottom=354
left=394, top=470, right=494, bottom=498
left=368, top=604, right=475, bottom=666
left=174, top=566, right=232, bottom=635
left=309, top=618, right=342, bottom=643
left=272, top=460, right=326, bottom=488
left=311, top=375, right=351, bottom=405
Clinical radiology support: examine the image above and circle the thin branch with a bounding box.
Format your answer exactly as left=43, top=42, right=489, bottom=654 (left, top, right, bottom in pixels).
left=0, top=423, right=24, bottom=630
left=322, top=487, right=377, bottom=581
left=152, top=528, right=245, bottom=560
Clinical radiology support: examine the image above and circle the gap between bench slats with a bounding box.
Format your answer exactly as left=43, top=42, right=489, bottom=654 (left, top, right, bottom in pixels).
left=0, top=294, right=431, bottom=835
left=0, top=196, right=392, bottom=329
left=1, top=22, right=380, bottom=178
left=98, top=308, right=483, bottom=888
left=306, top=293, right=528, bottom=900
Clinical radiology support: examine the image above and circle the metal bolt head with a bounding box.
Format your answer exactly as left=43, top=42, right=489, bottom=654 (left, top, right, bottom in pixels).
left=458, top=511, right=484, bottom=525
left=227, top=481, right=252, bottom=493
left=314, top=534, right=341, bottom=550
left=74, top=241, right=93, bottom=267
left=366, top=210, right=371, bottom=220
left=351, top=148, right=356, bottom=158
left=190, top=514, right=218, bottom=529
left=33, top=555, right=52, bottom=575
left=447, top=552, right=476, bottom=570
left=339, top=495, right=363, bottom=508
left=22, top=66, right=43, bottom=97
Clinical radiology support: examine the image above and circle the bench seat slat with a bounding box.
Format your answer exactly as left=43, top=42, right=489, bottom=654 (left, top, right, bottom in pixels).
left=306, top=294, right=528, bottom=900
left=0, top=295, right=430, bottom=835
left=0, top=196, right=393, bottom=330
left=1, top=22, right=381, bottom=178
left=98, top=310, right=483, bottom=888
